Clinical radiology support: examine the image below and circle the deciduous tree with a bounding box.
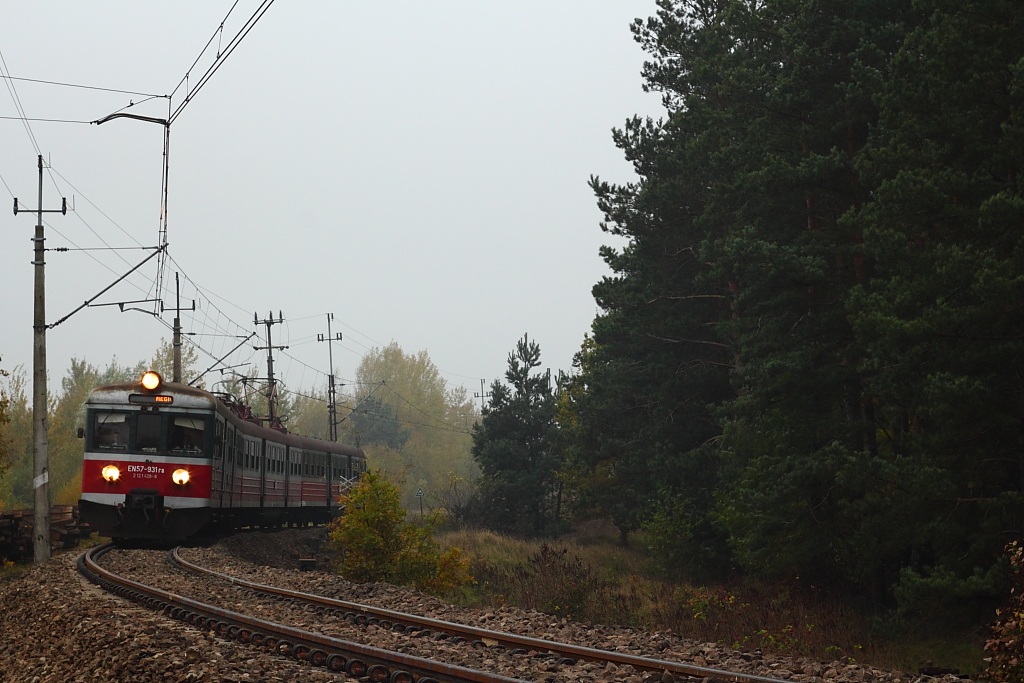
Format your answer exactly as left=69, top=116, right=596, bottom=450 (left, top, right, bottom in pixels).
left=352, top=343, right=477, bottom=507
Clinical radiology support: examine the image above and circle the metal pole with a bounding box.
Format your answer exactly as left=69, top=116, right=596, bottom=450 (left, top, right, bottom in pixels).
left=254, top=311, right=287, bottom=426
left=90, top=112, right=171, bottom=316
left=327, top=314, right=336, bottom=441
left=318, top=313, right=342, bottom=442
left=154, top=121, right=170, bottom=312
left=173, top=272, right=181, bottom=382
left=266, top=314, right=277, bottom=423
left=31, top=154, right=50, bottom=563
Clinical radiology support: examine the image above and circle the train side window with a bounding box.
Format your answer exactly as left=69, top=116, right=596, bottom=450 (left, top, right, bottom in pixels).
left=169, top=416, right=205, bottom=455
left=93, top=412, right=129, bottom=450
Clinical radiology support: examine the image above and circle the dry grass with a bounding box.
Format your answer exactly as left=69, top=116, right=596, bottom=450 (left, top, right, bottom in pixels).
left=439, top=521, right=987, bottom=675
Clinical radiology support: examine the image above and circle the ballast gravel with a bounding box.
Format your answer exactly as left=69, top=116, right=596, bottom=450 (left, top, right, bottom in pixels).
left=0, top=530, right=975, bottom=683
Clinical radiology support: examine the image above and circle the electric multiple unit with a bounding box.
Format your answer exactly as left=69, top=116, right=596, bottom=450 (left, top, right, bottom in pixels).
left=79, top=371, right=366, bottom=540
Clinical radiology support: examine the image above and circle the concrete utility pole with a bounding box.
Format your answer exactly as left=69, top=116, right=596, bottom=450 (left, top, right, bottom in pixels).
left=317, top=313, right=343, bottom=441
left=253, top=311, right=287, bottom=426
left=13, top=155, right=66, bottom=563
left=474, top=378, right=492, bottom=412
left=162, top=272, right=194, bottom=382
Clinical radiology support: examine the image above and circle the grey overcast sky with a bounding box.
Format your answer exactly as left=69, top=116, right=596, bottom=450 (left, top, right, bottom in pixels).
left=1, top=2, right=662, bottom=406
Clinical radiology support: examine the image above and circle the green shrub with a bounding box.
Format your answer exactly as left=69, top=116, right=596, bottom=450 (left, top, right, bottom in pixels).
left=893, top=563, right=1005, bottom=628
left=326, top=470, right=472, bottom=595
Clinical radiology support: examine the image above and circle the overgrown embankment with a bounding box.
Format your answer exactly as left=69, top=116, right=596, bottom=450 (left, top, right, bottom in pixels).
left=440, top=522, right=989, bottom=677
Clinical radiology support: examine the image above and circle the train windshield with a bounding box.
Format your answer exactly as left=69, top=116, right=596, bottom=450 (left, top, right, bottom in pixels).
left=169, top=417, right=205, bottom=454
left=93, top=412, right=129, bottom=450
left=89, top=410, right=210, bottom=457
left=137, top=413, right=161, bottom=451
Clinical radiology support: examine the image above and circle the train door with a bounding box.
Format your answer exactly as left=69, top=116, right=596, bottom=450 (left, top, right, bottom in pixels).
left=259, top=438, right=267, bottom=508
left=319, top=451, right=328, bottom=506
left=283, top=445, right=290, bottom=508
left=326, top=454, right=334, bottom=510
left=235, top=426, right=243, bottom=507
left=213, top=418, right=225, bottom=506
left=222, top=424, right=233, bottom=508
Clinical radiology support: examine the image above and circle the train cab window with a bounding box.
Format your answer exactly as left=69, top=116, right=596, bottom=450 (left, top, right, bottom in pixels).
left=93, top=413, right=129, bottom=450
left=137, top=413, right=162, bottom=452
left=169, top=416, right=205, bottom=455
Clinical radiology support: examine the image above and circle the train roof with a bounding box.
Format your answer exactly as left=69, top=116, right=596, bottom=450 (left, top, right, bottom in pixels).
left=86, top=380, right=216, bottom=410
left=86, top=379, right=364, bottom=458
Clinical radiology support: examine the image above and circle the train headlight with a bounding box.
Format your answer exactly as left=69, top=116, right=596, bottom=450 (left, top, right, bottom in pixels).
left=141, top=370, right=162, bottom=391
left=172, top=468, right=190, bottom=486
left=101, top=464, right=121, bottom=482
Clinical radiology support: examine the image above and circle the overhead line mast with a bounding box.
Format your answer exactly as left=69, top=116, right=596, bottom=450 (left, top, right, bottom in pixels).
left=90, top=109, right=171, bottom=314
left=163, top=272, right=195, bottom=383
left=12, top=154, right=67, bottom=563
left=318, top=313, right=343, bottom=442
left=253, top=311, right=287, bottom=429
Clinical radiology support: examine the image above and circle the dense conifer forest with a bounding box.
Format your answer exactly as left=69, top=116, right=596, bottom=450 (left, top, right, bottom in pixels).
left=473, top=0, right=1024, bottom=628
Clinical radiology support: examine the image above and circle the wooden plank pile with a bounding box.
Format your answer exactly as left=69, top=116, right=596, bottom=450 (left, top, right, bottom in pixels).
left=0, top=505, right=91, bottom=564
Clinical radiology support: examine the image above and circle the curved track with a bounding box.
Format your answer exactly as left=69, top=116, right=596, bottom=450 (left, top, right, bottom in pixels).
left=78, top=543, right=524, bottom=683
left=172, top=546, right=792, bottom=683
left=80, top=542, right=795, bottom=683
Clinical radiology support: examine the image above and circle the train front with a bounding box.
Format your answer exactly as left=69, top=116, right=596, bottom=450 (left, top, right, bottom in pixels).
left=79, top=371, right=215, bottom=540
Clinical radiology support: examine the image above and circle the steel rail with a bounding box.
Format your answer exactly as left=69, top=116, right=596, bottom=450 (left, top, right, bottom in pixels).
left=78, top=544, right=526, bottom=683
left=171, top=546, right=793, bottom=683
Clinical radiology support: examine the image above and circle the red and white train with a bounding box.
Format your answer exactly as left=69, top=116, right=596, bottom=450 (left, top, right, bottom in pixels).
left=79, top=371, right=366, bottom=540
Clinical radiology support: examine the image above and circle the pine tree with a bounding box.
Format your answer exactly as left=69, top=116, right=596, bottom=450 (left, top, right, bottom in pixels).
left=470, top=335, right=561, bottom=535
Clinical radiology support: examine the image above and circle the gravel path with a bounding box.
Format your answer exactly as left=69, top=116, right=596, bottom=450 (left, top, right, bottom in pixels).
left=0, top=530, right=975, bottom=683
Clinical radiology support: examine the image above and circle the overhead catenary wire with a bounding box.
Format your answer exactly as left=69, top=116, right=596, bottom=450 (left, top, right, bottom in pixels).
left=380, top=380, right=468, bottom=433
left=0, top=73, right=165, bottom=99
left=46, top=163, right=145, bottom=267
left=0, top=48, right=42, bottom=155
left=168, top=0, right=275, bottom=124
left=0, top=115, right=91, bottom=124
left=169, top=0, right=241, bottom=102
left=0, top=6, right=486, bottom=431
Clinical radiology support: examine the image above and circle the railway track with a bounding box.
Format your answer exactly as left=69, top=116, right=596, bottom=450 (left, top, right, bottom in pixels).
left=171, top=546, right=795, bottom=683
left=78, top=542, right=796, bottom=683
left=79, top=542, right=522, bottom=683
